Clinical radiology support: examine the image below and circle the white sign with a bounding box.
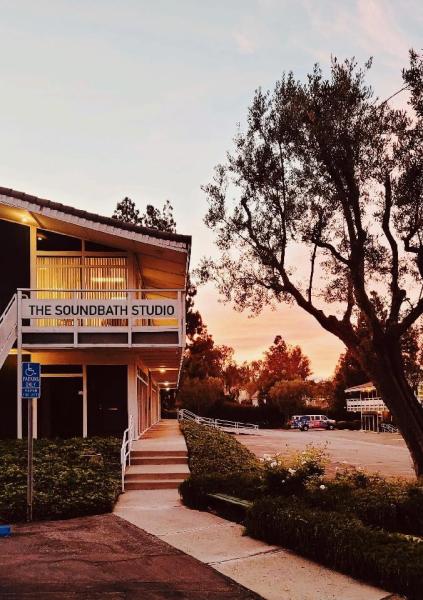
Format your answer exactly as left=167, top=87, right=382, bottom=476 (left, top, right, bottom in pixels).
left=22, top=299, right=179, bottom=320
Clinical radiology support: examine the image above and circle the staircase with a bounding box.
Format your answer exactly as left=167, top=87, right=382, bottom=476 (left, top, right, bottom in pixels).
left=123, top=421, right=189, bottom=491
left=0, top=295, right=17, bottom=370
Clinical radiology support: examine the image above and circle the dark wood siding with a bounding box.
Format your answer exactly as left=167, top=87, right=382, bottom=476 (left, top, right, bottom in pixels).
left=0, top=220, right=30, bottom=314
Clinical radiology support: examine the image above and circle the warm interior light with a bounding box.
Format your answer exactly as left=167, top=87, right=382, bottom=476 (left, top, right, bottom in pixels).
left=22, top=217, right=28, bottom=223
left=159, top=368, right=166, bottom=373
left=91, top=277, right=126, bottom=283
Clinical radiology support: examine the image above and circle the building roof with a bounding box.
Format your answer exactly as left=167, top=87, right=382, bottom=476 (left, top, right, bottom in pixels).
left=0, top=186, right=191, bottom=247
left=344, top=382, right=376, bottom=394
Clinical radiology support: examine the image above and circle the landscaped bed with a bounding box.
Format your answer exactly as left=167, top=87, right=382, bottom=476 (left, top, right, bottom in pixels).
left=180, top=421, right=423, bottom=599
left=0, top=437, right=121, bottom=523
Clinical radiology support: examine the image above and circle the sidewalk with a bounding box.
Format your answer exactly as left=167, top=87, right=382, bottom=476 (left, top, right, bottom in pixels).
left=0, top=514, right=260, bottom=599
left=115, top=421, right=389, bottom=600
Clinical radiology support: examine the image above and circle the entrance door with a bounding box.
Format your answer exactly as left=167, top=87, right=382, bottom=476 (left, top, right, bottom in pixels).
left=87, top=365, right=128, bottom=436
left=37, top=377, right=83, bottom=438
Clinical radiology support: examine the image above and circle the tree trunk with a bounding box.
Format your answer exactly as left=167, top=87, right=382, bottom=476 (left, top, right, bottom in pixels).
left=359, top=341, right=423, bottom=479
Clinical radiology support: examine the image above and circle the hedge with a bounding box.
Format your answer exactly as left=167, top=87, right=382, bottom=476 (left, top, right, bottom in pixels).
left=180, top=421, right=261, bottom=475
left=246, top=496, right=423, bottom=599
left=0, top=437, right=121, bottom=522
left=304, top=472, right=423, bottom=538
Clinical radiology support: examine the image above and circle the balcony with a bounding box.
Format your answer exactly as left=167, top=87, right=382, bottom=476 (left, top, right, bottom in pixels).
left=346, top=397, right=387, bottom=413
left=17, top=288, right=186, bottom=349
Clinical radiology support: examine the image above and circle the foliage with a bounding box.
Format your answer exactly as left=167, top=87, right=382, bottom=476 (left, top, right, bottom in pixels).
left=332, top=349, right=368, bottom=419
left=177, top=377, right=224, bottom=414
left=199, top=53, right=423, bottom=475
left=261, top=445, right=328, bottom=495
left=305, top=467, right=423, bottom=537
left=205, top=400, right=283, bottom=427
left=180, top=421, right=261, bottom=476
left=0, top=438, right=121, bottom=523
left=268, top=379, right=309, bottom=418
left=246, top=496, right=423, bottom=600
left=113, top=196, right=176, bottom=232
left=185, top=274, right=205, bottom=341
left=182, top=331, right=233, bottom=381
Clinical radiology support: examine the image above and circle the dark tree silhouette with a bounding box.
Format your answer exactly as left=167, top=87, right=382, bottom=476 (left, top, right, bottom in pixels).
left=200, top=53, right=423, bottom=476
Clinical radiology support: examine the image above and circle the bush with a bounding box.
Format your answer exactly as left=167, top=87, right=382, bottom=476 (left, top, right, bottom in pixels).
left=335, top=420, right=361, bottom=430
left=180, top=421, right=261, bottom=476
left=304, top=467, right=423, bottom=537
left=261, top=445, right=328, bottom=495
left=246, top=496, right=423, bottom=599
left=0, top=437, right=121, bottom=523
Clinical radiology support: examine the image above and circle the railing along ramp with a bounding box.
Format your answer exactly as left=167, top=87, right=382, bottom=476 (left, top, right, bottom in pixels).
left=177, top=409, right=259, bottom=435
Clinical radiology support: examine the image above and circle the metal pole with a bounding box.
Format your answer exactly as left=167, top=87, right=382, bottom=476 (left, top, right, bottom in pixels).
left=27, top=397, right=34, bottom=522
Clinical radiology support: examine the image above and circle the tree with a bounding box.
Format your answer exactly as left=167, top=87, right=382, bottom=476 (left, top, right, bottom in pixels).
left=113, top=197, right=140, bottom=224
left=183, top=329, right=232, bottom=381
left=200, top=53, right=423, bottom=476
left=186, top=275, right=205, bottom=341
left=113, top=197, right=176, bottom=232
left=332, top=349, right=368, bottom=419
left=268, top=379, right=309, bottom=419
left=177, top=376, right=224, bottom=415
left=256, top=336, right=311, bottom=400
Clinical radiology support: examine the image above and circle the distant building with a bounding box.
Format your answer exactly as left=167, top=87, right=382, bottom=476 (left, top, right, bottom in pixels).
left=238, top=389, right=259, bottom=407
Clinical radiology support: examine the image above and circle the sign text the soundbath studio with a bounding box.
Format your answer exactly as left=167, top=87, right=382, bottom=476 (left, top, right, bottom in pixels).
left=21, top=299, right=179, bottom=319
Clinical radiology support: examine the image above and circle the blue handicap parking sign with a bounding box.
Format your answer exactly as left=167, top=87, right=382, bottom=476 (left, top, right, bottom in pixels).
left=22, top=362, right=41, bottom=398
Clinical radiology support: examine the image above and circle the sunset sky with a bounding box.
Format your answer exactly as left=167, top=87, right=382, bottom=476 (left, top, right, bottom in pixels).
left=0, top=0, right=421, bottom=377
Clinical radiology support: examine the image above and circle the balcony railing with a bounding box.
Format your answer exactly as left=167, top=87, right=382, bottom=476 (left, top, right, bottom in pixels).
left=17, top=288, right=185, bottom=348
left=346, top=396, right=387, bottom=413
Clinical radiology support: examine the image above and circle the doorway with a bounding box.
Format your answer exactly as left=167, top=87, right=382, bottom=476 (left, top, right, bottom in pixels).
left=87, top=365, right=128, bottom=436
left=37, top=376, right=83, bottom=438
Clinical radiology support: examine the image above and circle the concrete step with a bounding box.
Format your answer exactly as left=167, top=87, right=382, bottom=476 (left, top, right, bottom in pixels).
left=125, top=471, right=188, bottom=481
left=124, top=479, right=184, bottom=490
left=131, top=456, right=188, bottom=465
left=131, top=450, right=187, bottom=457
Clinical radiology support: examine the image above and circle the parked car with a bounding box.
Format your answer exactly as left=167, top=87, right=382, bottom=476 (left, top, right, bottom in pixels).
left=298, top=414, right=336, bottom=431
left=289, top=415, right=302, bottom=428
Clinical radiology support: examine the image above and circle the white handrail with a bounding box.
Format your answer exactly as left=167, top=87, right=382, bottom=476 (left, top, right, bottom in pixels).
left=121, top=415, right=134, bottom=492
left=177, top=408, right=259, bottom=434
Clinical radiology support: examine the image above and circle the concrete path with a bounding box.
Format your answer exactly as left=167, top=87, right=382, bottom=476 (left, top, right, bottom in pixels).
left=115, top=420, right=389, bottom=600
left=0, top=514, right=260, bottom=599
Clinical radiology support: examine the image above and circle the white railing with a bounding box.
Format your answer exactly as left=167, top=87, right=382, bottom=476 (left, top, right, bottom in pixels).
left=380, top=423, right=399, bottom=433
left=121, top=415, right=134, bottom=492
left=346, top=396, right=387, bottom=412
left=177, top=408, right=259, bottom=434
left=0, top=294, right=17, bottom=369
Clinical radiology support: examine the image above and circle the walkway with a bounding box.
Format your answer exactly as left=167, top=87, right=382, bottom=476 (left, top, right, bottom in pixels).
left=0, top=514, right=260, bottom=599
left=115, top=420, right=389, bottom=600
left=125, top=420, right=189, bottom=490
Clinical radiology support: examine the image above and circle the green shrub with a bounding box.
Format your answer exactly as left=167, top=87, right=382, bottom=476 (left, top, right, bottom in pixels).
left=304, top=468, right=423, bottom=537
left=262, top=445, right=327, bottom=495
left=180, top=421, right=261, bottom=475
left=246, top=496, right=423, bottom=599
left=0, top=437, right=121, bottom=523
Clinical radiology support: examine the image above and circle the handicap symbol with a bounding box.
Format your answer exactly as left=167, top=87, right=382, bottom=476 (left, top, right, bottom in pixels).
left=25, top=366, right=37, bottom=377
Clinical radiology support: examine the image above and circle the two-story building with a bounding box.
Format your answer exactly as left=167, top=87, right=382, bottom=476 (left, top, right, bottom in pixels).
left=0, top=187, right=190, bottom=440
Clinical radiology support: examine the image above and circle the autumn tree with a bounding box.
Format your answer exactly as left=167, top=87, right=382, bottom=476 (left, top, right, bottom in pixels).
left=200, top=53, right=423, bottom=476
left=256, top=335, right=311, bottom=399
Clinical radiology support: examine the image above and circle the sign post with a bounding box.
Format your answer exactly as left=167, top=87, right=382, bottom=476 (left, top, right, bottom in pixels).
left=22, top=362, right=41, bottom=522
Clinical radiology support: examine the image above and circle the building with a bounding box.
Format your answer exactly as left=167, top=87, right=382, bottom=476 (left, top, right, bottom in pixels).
left=0, top=187, right=191, bottom=439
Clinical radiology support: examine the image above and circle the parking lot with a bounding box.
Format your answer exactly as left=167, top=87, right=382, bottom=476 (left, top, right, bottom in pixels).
left=239, top=428, right=415, bottom=479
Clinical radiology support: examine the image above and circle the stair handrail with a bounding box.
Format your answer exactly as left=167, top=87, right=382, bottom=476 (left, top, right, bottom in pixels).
left=121, top=415, right=134, bottom=492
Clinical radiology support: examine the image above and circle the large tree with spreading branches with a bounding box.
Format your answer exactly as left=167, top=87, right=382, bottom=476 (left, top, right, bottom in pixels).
left=199, top=52, right=423, bottom=476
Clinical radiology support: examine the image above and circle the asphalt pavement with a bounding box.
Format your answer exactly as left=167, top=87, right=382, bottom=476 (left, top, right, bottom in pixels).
left=238, top=428, right=415, bottom=478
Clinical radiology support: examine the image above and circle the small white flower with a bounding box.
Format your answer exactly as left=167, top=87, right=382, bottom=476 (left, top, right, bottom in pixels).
left=270, top=461, right=277, bottom=467
left=288, top=468, right=296, bottom=475
left=320, top=484, right=326, bottom=490
left=282, top=480, right=286, bottom=484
